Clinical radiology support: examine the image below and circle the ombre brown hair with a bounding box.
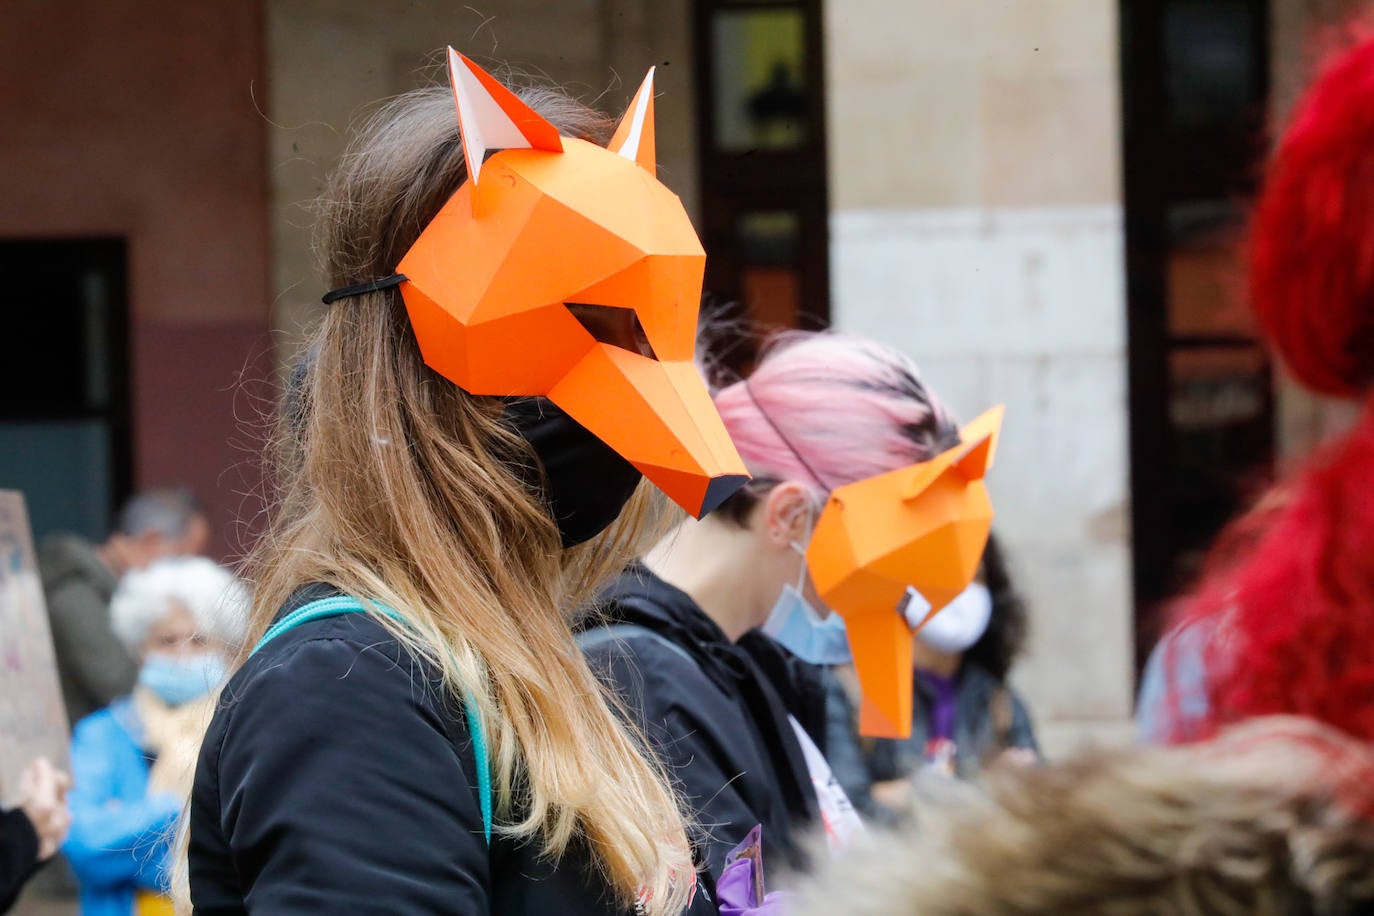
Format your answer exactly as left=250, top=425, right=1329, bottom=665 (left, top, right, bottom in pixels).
left=241, top=81, right=695, bottom=911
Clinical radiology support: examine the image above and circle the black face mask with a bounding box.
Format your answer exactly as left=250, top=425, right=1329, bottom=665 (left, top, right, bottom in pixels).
left=501, top=398, right=643, bottom=548
left=288, top=349, right=636, bottom=547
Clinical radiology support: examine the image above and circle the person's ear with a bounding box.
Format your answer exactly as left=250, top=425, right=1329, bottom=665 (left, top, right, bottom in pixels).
left=133, top=530, right=166, bottom=564
left=103, top=532, right=131, bottom=565
left=182, top=514, right=211, bottom=556
left=761, top=481, right=816, bottom=549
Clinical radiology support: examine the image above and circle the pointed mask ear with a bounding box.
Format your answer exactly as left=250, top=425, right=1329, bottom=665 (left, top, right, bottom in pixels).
left=609, top=68, right=656, bottom=174
left=952, top=405, right=1004, bottom=481
left=896, top=404, right=1004, bottom=500
left=447, top=47, right=563, bottom=186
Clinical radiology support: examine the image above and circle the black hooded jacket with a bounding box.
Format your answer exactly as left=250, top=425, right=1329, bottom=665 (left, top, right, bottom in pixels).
left=189, top=585, right=716, bottom=916
left=580, top=566, right=827, bottom=896
left=1, top=808, right=38, bottom=913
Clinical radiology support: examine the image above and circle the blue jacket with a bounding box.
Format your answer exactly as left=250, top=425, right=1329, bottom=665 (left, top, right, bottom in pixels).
left=1136, top=618, right=1214, bottom=743
left=64, top=696, right=182, bottom=916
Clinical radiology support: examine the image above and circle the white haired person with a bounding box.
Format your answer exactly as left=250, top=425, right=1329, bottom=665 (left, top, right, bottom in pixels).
left=64, top=557, right=245, bottom=916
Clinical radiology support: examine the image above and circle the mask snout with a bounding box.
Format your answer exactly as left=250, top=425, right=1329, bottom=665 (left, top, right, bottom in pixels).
left=701, top=472, right=752, bottom=517
left=549, top=345, right=749, bottom=518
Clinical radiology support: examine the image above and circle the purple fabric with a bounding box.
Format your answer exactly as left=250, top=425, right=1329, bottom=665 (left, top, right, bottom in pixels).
left=716, top=825, right=790, bottom=916
left=918, top=670, right=959, bottom=742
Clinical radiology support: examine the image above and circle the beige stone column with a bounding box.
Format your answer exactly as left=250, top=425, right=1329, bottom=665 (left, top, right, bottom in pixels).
left=824, top=0, right=1134, bottom=753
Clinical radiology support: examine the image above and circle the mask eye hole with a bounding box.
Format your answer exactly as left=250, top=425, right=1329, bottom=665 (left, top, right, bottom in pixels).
left=567, top=302, right=657, bottom=359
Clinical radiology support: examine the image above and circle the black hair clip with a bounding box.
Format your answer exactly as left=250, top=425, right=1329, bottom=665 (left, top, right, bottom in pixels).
left=321, top=273, right=408, bottom=304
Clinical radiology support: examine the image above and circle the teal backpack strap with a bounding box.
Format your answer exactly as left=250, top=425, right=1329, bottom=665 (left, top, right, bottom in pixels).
left=250, top=596, right=405, bottom=656
left=250, top=595, right=493, bottom=845
left=461, top=695, right=491, bottom=846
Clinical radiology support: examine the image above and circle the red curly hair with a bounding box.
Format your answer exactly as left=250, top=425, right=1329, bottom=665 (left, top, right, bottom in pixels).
left=1177, top=409, right=1374, bottom=740
left=1170, top=31, right=1374, bottom=743
left=1250, top=32, right=1374, bottom=398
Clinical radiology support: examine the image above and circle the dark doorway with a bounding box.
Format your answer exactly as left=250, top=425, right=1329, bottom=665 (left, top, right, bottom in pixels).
left=1119, top=0, right=1274, bottom=674
left=693, top=0, right=830, bottom=370
left=0, top=239, right=131, bottom=542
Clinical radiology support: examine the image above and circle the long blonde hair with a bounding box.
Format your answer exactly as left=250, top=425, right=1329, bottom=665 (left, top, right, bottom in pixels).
left=242, top=81, right=694, bottom=911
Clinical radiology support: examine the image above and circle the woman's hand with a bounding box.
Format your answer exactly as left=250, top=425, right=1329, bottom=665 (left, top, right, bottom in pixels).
left=871, top=778, right=915, bottom=813
left=993, top=747, right=1038, bottom=769
left=18, top=757, right=72, bottom=860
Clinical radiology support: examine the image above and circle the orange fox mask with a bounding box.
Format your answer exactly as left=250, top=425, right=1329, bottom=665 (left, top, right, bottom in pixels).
left=392, top=50, right=749, bottom=518
left=808, top=406, right=1003, bottom=738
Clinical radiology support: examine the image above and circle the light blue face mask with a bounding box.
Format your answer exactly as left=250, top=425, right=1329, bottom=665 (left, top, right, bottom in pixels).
left=762, top=584, right=853, bottom=665
left=138, top=652, right=227, bottom=707
left=761, top=539, right=853, bottom=665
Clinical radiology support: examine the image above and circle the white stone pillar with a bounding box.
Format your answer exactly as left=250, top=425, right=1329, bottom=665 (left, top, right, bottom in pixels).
left=824, top=0, right=1135, bottom=753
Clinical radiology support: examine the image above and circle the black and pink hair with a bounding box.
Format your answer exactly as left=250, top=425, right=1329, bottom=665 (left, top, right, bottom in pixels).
left=708, top=332, right=960, bottom=526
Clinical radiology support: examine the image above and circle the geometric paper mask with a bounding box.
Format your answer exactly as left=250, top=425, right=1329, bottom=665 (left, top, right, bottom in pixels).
left=806, top=406, right=1003, bottom=738
left=397, top=50, right=750, bottom=518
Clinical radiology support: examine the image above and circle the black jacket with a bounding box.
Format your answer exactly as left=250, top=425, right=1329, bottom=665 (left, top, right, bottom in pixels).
left=1, top=807, right=38, bottom=913
left=580, top=567, right=824, bottom=896
left=189, top=586, right=715, bottom=916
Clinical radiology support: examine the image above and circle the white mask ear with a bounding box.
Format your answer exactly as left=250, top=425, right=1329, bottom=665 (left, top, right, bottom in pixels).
left=608, top=67, right=657, bottom=174
left=446, top=47, right=564, bottom=187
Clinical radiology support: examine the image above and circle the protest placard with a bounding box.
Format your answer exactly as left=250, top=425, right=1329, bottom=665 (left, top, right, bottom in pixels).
left=0, top=490, right=70, bottom=805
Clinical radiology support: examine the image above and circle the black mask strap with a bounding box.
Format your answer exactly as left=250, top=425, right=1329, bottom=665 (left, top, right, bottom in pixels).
left=322, top=274, right=408, bottom=304
left=743, top=378, right=832, bottom=491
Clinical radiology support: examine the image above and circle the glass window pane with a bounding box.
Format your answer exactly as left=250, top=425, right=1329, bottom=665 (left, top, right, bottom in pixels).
left=1169, top=347, right=1266, bottom=429
left=1163, top=0, right=1259, bottom=129
left=0, top=240, right=124, bottom=416
left=1166, top=201, right=1255, bottom=339
left=1166, top=344, right=1270, bottom=576
left=712, top=8, right=807, bottom=152
left=0, top=421, right=112, bottom=543
left=737, top=211, right=801, bottom=327
left=737, top=211, right=799, bottom=264
left=742, top=267, right=801, bottom=328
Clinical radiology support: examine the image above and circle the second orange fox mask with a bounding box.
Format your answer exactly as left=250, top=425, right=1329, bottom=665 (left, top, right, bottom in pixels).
left=809, top=406, right=1003, bottom=739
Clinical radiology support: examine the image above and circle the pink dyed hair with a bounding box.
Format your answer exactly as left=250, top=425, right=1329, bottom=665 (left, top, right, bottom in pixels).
left=713, top=331, right=960, bottom=499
